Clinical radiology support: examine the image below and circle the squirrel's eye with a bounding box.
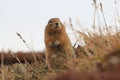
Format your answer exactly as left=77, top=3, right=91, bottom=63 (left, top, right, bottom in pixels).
left=49, top=21, right=52, bottom=24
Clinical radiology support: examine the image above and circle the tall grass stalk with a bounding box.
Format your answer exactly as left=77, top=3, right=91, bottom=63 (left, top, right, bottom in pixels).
left=114, top=0, right=119, bottom=37
left=115, top=0, right=120, bottom=23
left=69, top=17, right=78, bottom=48
left=16, top=32, right=38, bottom=63
left=100, top=3, right=108, bottom=31
left=16, top=32, right=32, bottom=52
left=97, top=9, right=102, bottom=36
left=100, top=3, right=112, bottom=48
left=92, top=0, right=97, bottom=34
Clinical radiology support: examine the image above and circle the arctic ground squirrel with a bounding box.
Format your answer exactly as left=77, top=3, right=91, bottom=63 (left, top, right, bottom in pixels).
left=44, top=18, right=76, bottom=69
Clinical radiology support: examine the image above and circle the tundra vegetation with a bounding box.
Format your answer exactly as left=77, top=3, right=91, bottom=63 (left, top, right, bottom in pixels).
left=0, top=0, right=120, bottom=80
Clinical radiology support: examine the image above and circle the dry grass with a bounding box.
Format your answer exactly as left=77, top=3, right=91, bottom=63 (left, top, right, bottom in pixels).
left=1, top=26, right=120, bottom=80
left=0, top=1, right=120, bottom=80
left=0, top=29, right=120, bottom=80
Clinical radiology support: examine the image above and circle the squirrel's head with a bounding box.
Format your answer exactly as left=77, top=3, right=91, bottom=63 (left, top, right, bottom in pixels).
left=47, top=18, right=64, bottom=31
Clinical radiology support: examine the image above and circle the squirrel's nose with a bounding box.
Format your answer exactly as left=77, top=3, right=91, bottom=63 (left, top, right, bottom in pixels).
left=55, top=23, right=59, bottom=26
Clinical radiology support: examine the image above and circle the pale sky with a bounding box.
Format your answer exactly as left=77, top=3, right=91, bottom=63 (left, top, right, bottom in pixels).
left=0, top=0, right=119, bottom=52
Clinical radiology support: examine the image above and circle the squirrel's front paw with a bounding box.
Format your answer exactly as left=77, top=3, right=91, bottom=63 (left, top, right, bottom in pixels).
left=54, top=40, right=60, bottom=46
left=48, top=41, right=60, bottom=47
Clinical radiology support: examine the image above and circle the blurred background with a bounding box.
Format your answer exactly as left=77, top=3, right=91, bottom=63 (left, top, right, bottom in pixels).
left=0, top=0, right=119, bottom=51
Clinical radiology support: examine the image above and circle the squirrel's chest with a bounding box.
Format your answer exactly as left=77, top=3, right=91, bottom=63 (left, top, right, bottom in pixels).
left=48, top=31, right=61, bottom=39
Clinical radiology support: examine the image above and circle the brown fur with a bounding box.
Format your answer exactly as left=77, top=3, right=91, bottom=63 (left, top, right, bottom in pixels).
left=44, top=18, right=76, bottom=69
